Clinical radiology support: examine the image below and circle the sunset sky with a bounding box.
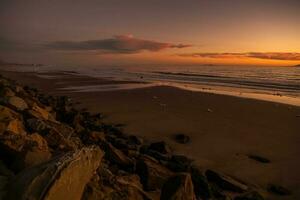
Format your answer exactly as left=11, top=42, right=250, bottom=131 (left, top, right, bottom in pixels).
left=1, top=0, right=300, bottom=66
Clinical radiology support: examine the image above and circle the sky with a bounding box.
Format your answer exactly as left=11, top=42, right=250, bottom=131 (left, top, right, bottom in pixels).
left=1, top=0, right=300, bottom=67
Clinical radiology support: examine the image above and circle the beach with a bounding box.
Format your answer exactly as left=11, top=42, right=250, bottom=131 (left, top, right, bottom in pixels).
left=1, top=69, right=299, bottom=199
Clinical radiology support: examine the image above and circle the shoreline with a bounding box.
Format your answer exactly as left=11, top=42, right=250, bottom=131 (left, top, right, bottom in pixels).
left=0, top=68, right=299, bottom=107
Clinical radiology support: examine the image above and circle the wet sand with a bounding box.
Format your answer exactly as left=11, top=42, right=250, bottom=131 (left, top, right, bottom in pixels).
left=1, top=69, right=300, bottom=199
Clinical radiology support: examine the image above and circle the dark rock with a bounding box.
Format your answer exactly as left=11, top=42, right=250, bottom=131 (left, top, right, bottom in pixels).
left=145, top=149, right=171, bottom=161
left=128, top=135, right=143, bottom=145
left=136, top=155, right=174, bottom=191
left=88, top=131, right=105, bottom=142
left=160, top=173, right=196, bottom=200
left=148, top=141, right=172, bottom=154
left=103, top=142, right=134, bottom=170
left=234, top=191, right=265, bottom=200
left=174, top=133, right=190, bottom=144
left=247, top=155, right=270, bottom=163
left=0, top=86, right=15, bottom=97
left=5, top=146, right=103, bottom=200
left=26, top=118, right=50, bottom=133
left=267, top=184, right=291, bottom=196
left=190, top=166, right=212, bottom=199
left=167, top=155, right=193, bottom=172
left=206, top=170, right=248, bottom=193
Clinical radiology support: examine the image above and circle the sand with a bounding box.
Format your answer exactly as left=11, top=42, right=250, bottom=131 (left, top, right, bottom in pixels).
left=1, top=69, right=300, bottom=199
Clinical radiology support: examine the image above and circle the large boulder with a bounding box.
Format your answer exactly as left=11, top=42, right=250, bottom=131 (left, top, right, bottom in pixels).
left=0, top=105, right=26, bottom=136
left=136, top=155, right=174, bottom=191
left=160, top=173, right=196, bottom=200
left=5, top=146, right=103, bottom=200
left=27, top=103, right=56, bottom=121
left=206, top=170, right=248, bottom=193
left=7, top=96, right=28, bottom=111
left=12, top=133, right=52, bottom=171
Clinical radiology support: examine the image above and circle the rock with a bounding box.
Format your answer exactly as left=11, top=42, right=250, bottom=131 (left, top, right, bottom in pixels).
left=12, top=133, right=52, bottom=171
left=89, top=131, right=106, bottom=142
left=136, top=155, right=174, bottom=191
left=174, top=133, right=190, bottom=144
left=27, top=103, right=55, bottom=121
left=167, top=155, right=193, bottom=172
left=83, top=163, right=152, bottom=200
left=5, top=146, right=103, bottom=200
left=128, top=135, right=144, bottom=145
left=83, top=173, right=153, bottom=200
left=206, top=170, right=248, bottom=193
left=7, top=96, right=28, bottom=111
left=0, top=105, right=26, bottom=135
left=26, top=118, right=50, bottom=133
left=160, top=173, right=196, bottom=200
left=148, top=141, right=172, bottom=155
left=234, top=191, right=265, bottom=200
left=267, top=184, right=291, bottom=196
left=42, top=127, right=77, bottom=151
left=145, top=149, right=171, bottom=161
left=247, top=155, right=270, bottom=163
left=190, top=166, right=213, bottom=199
left=104, top=142, right=134, bottom=170
left=0, top=86, right=15, bottom=97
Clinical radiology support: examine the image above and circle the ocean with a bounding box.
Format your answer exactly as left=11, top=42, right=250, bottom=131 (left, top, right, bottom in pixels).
left=2, top=64, right=300, bottom=105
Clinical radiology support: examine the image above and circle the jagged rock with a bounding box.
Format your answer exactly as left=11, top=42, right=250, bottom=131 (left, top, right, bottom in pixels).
left=27, top=103, right=56, bottom=121
left=160, top=173, right=196, bottom=200
left=26, top=118, right=50, bottom=133
left=145, top=149, right=171, bottom=161
left=174, top=134, right=190, bottom=144
left=104, top=142, right=134, bottom=170
left=0, top=105, right=26, bottom=135
left=136, top=155, right=174, bottom=191
left=267, top=184, right=291, bottom=196
left=234, top=191, right=265, bottom=200
left=148, top=141, right=172, bottom=155
left=190, top=166, right=213, bottom=199
left=42, top=127, right=77, bottom=151
left=7, top=96, right=28, bottom=111
left=166, top=155, right=193, bottom=172
left=206, top=170, right=248, bottom=193
left=5, top=146, right=103, bottom=200
left=12, top=133, right=52, bottom=171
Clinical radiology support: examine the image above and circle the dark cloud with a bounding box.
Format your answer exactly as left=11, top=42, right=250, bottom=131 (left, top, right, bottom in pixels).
left=45, top=35, right=191, bottom=54
left=179, top=52, right=300, bottom=61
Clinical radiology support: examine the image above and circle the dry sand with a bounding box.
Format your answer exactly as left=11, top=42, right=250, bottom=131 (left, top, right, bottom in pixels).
left=1, top=69, right=300, bottom=199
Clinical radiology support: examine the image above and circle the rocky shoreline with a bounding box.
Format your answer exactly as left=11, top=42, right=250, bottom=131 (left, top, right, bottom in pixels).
left=0, top=75, right=290, bottom=200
